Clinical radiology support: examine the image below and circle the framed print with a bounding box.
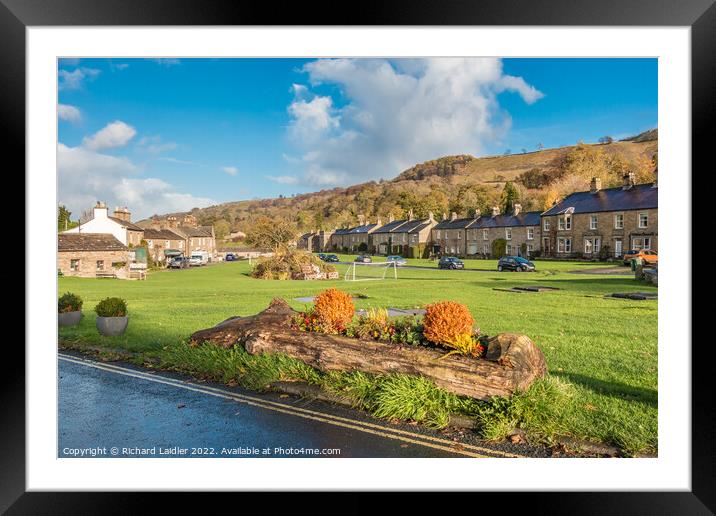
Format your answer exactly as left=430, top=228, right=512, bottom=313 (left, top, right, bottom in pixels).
left=5, top=0, right=711, bottom=511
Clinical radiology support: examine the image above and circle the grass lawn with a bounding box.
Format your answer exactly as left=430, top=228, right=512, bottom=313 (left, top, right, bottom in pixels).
left=58, top=258, right=657, bottom=454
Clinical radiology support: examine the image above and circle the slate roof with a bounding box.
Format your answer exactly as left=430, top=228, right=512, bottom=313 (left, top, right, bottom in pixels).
left=373, top=219, right=431, bottom=234
left=177, top=225, right=214, bottom=237
left=433, top=217, right=477, bottom=230
left=143, top=228, right=184, bottom=240
left=332, top=227, right=352, bottom=235
left=474, top=212, right=542, bottom=228
left=542, top=184, right=658, bottom=216
left=58, top=233, right=128, bottom=252
left=107, top=216, right=144, bottom=231
left=347, top=223, right=377, bottom=234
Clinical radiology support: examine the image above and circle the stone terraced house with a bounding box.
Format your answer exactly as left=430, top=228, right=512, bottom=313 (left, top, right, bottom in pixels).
left=540, top=173, right=658, bottom=259
left=432, top=204, right=541, bottom=258
left=58, top=233, right=130, bottom=279
left=371, top=212, right=437, bottom=257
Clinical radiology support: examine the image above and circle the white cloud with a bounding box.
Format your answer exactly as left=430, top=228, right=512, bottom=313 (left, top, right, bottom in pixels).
left=267, top=175, right=300, bottom=185
left=221, top=166, right=239, bottom=176
left=58, top=67, right=100, bottom=90
left=286, top=58, right=544, bottom=186
left=58, top=143, right=215, bottom=220
left=82, top=121, right=137, bottom=151
left=137, top=135, right=177, bottom=154
left=58, top=104, right=81, bottom=123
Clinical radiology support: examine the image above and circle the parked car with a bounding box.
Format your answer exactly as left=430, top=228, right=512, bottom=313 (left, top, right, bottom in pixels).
left=317, top=253, right=326, bottom=261
left=168, top=256, right=189, bottom=269
left=438, top=256, right=464, bottom=270
left=225, top=253, right=237, bottom=261
left=323, top=254, right=339, bottom=263
left=355, top=255, right=372, bottom=263
left=386, top=255, right=407, bottom=266
left=497, top=256, right=535, bottom=272
left=623, top=249, right=658, bottom=266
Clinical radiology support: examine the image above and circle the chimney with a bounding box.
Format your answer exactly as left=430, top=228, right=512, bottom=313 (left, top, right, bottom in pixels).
left=492, top=205, right=500, bottom=217
left=358, top=214, right=365, bottom=226
left=408, top=209, right=414, bottom=221
left=622, top=171, right=635, bottom=190
left=513, top=203, right=522, bottom=216
left=113, top=206, right=131, bottom=222
left=166, top=216, right=178, bottom=229
left=388, top=213, right=394, bottom=223
left=150, top=216, right=161, bottom=230
left=442, top=212, right=447, bottom=221
left=93, top=201, right=108, bottom=220
left=376, top=217, right=382, bottom=227
left=428, top=211, right=434, bottom=222
left=473, top=208, right=481, bottom=219
left=450, top=212, right=458, bottom=221
left=590, top=177, right=602, bottom=194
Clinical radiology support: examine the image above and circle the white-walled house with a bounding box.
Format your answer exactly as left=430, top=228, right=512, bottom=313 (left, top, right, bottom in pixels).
left=61, top=202, right=144, bottom=246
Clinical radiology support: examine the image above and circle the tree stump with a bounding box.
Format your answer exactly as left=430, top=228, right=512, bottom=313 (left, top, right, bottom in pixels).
left=189, top=298, right=547, bottom=400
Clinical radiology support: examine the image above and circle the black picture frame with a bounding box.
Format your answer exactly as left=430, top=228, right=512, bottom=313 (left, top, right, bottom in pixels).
left=5, top=0, right=708, bottom=511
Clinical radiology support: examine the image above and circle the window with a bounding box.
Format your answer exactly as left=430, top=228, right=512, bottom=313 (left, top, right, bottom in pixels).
left=590, top=215, right=598, bottom=230
left=179, top=241, right=184, bottom=249
left=584, top=239, right=592, bottom=254
left=558, top=238, right=572, bottom=253
left=527, top=244, right=534, bottom=255
left=505, top=228, right=512, bottom=240
left=483, top=229, right=489, bottom=240
left=165, top=240, right=170, bottom=247
left=70, top=259, right=80, bottom=271
left=457, top=231, right=461, bottom=240
left=483, top=244, right=489, bottom=255
left=614, top=214, right=624, bottom=229
left=147, top=240, right=154, bottom=249
left=632, top=237, right=652, bottom=250
left=558, top=215, right=571, bottom=230
left=506, top=244, right=512, bottom=255
left=436, top=230, right=441, bottom=239
left=527, top=227, right=534, bottom=240
left=639, top=212, right=648, bottom=228
left=543, top=219, right=550, bottom=231
left=96, top=260, right=104, bottom=271
left=558, top=218, right=564, bottom=231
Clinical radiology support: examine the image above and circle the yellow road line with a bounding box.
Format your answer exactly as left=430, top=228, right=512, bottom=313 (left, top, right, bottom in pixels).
left=59, top=354, right=524, bottom=458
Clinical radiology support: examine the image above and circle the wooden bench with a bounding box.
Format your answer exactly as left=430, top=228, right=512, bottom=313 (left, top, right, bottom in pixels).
left=95, top=271, right=117, bottom=279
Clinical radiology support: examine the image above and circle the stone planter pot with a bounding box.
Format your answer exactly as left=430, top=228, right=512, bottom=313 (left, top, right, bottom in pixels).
left=58, top=310, right=82, bottom=327
left=96, top=316, right=129, bottom=336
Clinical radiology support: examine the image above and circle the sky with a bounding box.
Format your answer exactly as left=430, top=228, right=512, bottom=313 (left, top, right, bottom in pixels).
left=57, top=57, right=657, bottom=220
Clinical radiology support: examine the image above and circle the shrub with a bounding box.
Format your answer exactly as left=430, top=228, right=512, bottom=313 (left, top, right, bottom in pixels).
left=350, top=308, right=390, bottom=340
left=422, top=301, right=475, bottom=347
left=58, top=292, right=83, bottom=313
left=442, top=333, right=480, bottom=357
left=491, top=238, right=507, bottom=258
left=95, top=297, right=128, bottom=317
left=357, top=242, right=368, bottom=252
left=598, top=244, right=611, bottom=262
left=313, top=288, right=355, bottom=333
left=391, top=316, right=424, bottom=346
left=251, top=249, right=334, bottom=280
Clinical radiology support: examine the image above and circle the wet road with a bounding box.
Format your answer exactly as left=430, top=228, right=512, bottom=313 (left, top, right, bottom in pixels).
left=59, top=353, right=531, bottom=458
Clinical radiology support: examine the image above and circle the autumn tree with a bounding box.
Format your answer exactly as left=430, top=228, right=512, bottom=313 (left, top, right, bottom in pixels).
left=57, top=205, right=78, bottom=231
left=213, top=219, right=231, bottom=240
left=245, top=216, right=298, bottom=253
left=599, top=136, right=614, bottom=144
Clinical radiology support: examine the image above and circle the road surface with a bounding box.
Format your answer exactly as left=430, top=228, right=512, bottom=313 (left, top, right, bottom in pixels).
left=58, top=352, right=545, bottom=458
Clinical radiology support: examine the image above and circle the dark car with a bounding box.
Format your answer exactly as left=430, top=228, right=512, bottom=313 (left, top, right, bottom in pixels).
left=355, top=255, right=372, bottom=263
left=497, top=256, right=535, bottom=272
left=225, top=253, right=237, bottom=261
left=167, top=256, right=189, bottom=269
left=323, top=254, right=339, bottom=262
left=438, top=256, right=464, bottom=270
left=317, top=253, right=326, bottom=261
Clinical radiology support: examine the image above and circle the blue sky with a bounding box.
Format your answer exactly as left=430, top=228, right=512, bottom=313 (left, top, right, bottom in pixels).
left=57, top=58, right=657, bottom=220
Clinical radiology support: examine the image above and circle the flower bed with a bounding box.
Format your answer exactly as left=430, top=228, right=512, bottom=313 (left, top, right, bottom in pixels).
left=189, top=289, right=547, bottom=400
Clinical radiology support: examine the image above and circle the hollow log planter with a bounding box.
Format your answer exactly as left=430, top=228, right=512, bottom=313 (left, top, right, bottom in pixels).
left=189, top=299, right=547, bottom=400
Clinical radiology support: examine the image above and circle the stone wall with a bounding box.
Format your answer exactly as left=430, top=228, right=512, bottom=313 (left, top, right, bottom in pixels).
left=58, top=250, right=130, bottom=278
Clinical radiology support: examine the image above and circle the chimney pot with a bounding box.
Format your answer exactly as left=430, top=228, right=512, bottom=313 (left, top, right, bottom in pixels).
left=513, top=203, right=522, bottom=216
left=492, top=206, right=500, bottom=217
left=622, top=171, right=635, bottom=190
left=450, top=212, right=458, bottom=221
left=590, top=177, right=602, bottom=193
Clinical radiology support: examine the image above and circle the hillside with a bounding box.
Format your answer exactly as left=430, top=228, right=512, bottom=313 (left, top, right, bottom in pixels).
left=140, top=130, right=657, bottom=236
